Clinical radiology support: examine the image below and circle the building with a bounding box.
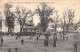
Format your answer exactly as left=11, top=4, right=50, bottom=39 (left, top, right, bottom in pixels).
left=23, top=26, right=36, bottom=36
left=23, top=19, right=36, bottom=36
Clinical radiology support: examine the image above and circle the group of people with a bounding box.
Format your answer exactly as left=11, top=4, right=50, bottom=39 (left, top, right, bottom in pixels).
left=29, top=34, right=40, bottom=41
left=15, top=36, right=24, bottom=45
left=44, top=32, right=78, bottom=52
left=0, top=33, right=78, bottom=52
left=7, top=36, right=24, bottom=52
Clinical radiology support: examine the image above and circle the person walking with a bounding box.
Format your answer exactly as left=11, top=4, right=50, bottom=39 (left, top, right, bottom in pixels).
left=21, top=38, right=24, bottom=45
left=73, top=42, right=77, bottom=52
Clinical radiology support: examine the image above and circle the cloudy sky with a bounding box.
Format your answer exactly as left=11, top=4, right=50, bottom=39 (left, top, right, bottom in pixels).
left=0, top=0, right=80, bottom=32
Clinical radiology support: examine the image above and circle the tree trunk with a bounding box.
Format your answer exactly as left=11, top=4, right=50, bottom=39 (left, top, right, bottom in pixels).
left=8, top=27, right=11, bottom=32
left=55, top=24, right=57, bottom=33
left=66, top=26, right=69, bottom=33
left=8, top=27, right=9, bottom=33
left=20, top=19, right=26, bottom=32
left=9, top=28, right=12, bottom=33
left=63, top=26, right=65, bottom=41
left=20, top=26, right=23, bottom=32
left=8, top=27, right=12, bottom=35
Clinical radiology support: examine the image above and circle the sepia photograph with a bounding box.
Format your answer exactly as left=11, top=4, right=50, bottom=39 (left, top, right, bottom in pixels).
left=0, top=0, right=80, bottom=52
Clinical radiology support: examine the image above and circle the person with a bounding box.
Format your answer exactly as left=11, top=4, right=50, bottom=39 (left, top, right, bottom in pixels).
left=54, top=33, right=57, bottom=41
left=21, top=38, right=24, bottom=45
left=36, top=35, right=39, bottom=41
left=15, top=48, right=18, bottom=51
left=44, top=38, right=48, bottom=46
left=1, top=38, right=4, bottom=47
left=54, top=33, right=56, bottom=36
left=66, top=36, right=68, bottom=41
left=39, top=34, right=40, bottom=37
left=63, top=35, right=65, bottom=41
left=15, top=36, right=18, bottom=40
left=8, top=48, right=11, bottom=52
left=55, top=36, right=57, bottom=41
left=73, top=42, right=77, bottom=52
left=44, top=33, right=49, bottom=46
left=60, top=32, right=62, bottom=38
left=53, top=36, right=56, bottom=47
left=36, top=36, right=38, bottom=41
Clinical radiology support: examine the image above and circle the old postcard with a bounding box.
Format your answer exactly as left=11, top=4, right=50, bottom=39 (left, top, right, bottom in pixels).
left=0, top=0, right=80, bottom=52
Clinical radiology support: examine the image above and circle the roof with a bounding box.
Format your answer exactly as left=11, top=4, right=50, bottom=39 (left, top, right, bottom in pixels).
left=23, top=26, right=36, bottom=29
left=25, top=23, right=34, bottom=26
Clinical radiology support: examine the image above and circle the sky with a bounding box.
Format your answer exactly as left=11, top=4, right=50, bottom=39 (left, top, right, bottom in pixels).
left=0, top=0, right=80, bottom=32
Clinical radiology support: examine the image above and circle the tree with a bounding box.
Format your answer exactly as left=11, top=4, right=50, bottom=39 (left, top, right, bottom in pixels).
left=15, top=6, right=31, bottom=32
left=60, top=9, right=74, bottom=40
left=49, top=11, right=59, bottom=46
left=35, top=3, right=54, bottom=33
left=51, top=11, right=59, bottom=33
left=4, top=3, right=15, bottom=33
left=65, top=9, right=74, bottom=33
left=60, top=13, right=66, bottom=40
